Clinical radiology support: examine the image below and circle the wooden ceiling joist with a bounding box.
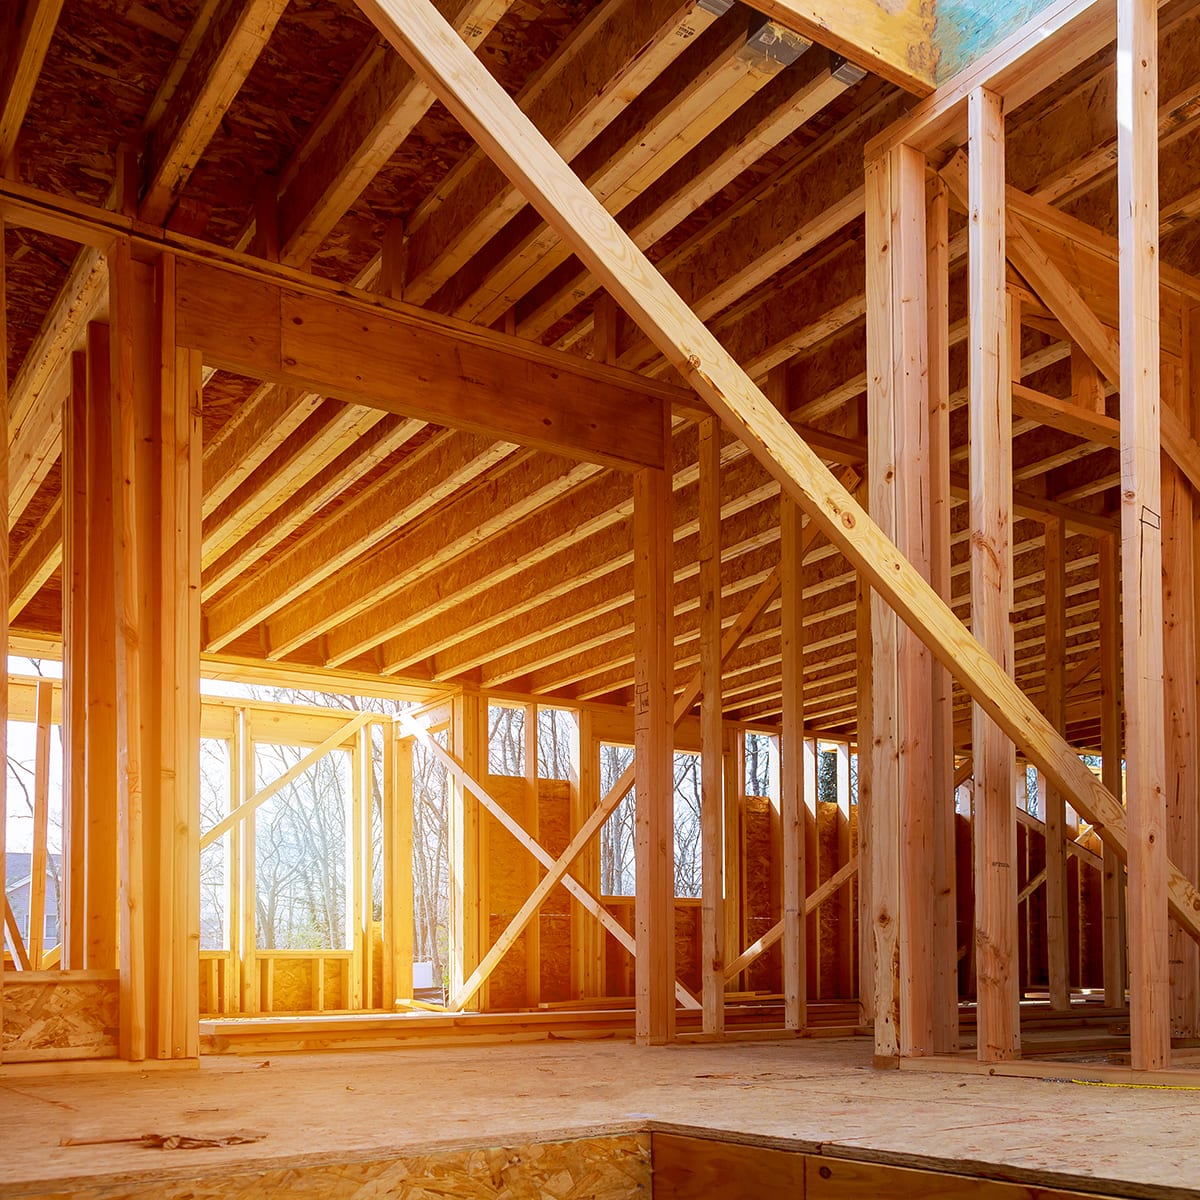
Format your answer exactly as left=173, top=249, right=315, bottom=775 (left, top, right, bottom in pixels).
left=205, top=430, right=516, bottom=651
left=273, top=451, right=603, bottom=663
left=0, top=0, right=64, bottom=171
left=202, top=412, right=427, bottom=600
left=395, top=0, right=729, bottom=307
left=201, top=400, right=387, bottom=569
left=519, top=45, right=853, bottom=344
left=275, top=0, right=515, bottom=266
left=139, top=0, right=290, bottom=225
left=443, top=10, right=811, bottom=326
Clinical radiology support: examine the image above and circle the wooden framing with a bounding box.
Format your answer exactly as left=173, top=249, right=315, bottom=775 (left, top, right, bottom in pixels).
left=4, top=0, right=1200, bottom=1106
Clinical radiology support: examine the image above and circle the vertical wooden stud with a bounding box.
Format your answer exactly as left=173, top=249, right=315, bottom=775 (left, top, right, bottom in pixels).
left=835, top=741, right=853, bottom=998
left=927, top=172, right=959, bottom=1053
left=1098, top=538, right=1126, bottom=1009
left=390, top=728, right=414, bottom=1007
left=1118, top=0, right=1170, bottom=1071
left=84, top=322, right=119, bottom=973
left=968, top=87, right=1019, bottom=1062
left=891, top=141, right=935, bottom=1056
left=28, top=679, right=53, bottom=968
left=62, top=353, right=88, bottom=970
left=1043, top=517, right=1070, bottom=1010
left=634, top=461, right=675, bottom=1045
left=722, top=727, right=743, bottom=993
left=865, top=151, right=900, bottom=1061
left=0, top=213, right=6, bottom=1054
left=771, top=364, right=806, bottom=1033
left=698, top=416, right=725, bottom=1036
left=523, top=702, right=541, bottom=1007
left=855, top=579, right=875, bottom=1028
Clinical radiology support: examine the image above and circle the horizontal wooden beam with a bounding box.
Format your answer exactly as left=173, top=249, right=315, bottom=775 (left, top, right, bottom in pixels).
left=173, top=257, right=667, bottom=471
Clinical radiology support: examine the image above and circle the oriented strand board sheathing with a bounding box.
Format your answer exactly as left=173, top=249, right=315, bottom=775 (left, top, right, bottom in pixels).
left=3, top=1134, right=651, bottom=1200
left=2, top=972, right=119, bottom=1061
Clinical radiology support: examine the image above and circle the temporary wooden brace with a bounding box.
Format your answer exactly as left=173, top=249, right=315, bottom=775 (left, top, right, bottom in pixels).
left=401, top=714, right=700, bottom=1012
left=698, top=417, right=725, bottom=1036
left=355, top=1, right=1200, bottom=1013
left=968, top=87, right=1019, bottom=1063
left=724, top=857, right=860, bottom=981
left=27, top=678, right=53, bottom=968
left=444, top=476, right=846, bottom=1019
left=4, top=899, right=32, bottom=971
left=1118, top=0, right=1171, bottom=1071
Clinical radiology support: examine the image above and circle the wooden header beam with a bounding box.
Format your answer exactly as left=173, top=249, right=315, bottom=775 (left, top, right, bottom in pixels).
left=351, top=0, right=1200, bottom=945
left=173, top=257, right=667, bottom=471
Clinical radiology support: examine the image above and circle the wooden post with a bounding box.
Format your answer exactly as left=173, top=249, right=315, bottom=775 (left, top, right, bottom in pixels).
left=84, top=323, right=119, bottom=972
left=239, top=708, right=258, bottom=1014
left=1043, top=515, right=1071, bottom=1010
left=803, top=736, right=818, bottom=1002
left=228, top=707, right=245, bottom=1014
left=968, top=87, right=1018, bottom=1062
left=62, top=354, right=88, bottom=969
left=723, top=727, right=744, bottom=994
left=388, top=728, right=415, bottom=1008
left=771, top=365, right=806, bottom=1033
left=569, top=708, right=603, bottom=998
left=865, top=151, right=899, bottom=1060
left=108, top=244, right=202, bottom=1057
left=698, top=417, right=725, bottom=1037
left=855, top=578, right=875, bottom=1028
left=634, top=461, right=675, bottom=1045
left=28, top=679, right=53, bottom=967
left=835, top=741, right=853, bottom=998
left=449, top=691, right=483, bottom=1007
left=1098, top=537, right=1126, bottom=1009
left=927, top=173, right=959, bottom=1053
left=891, top=141, right=935, bottom=1057
left=351, top=725, right=368, bottom=1009
left=1118, top=0, right=1171, bottom=1071
left=1171, top=307, right=1200, bottom=1037
left=523, top=702, right=541, bottom=1007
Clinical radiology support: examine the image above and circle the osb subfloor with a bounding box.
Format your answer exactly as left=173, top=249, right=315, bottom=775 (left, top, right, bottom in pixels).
left=1, top=1038, right=1198, bottom=1198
